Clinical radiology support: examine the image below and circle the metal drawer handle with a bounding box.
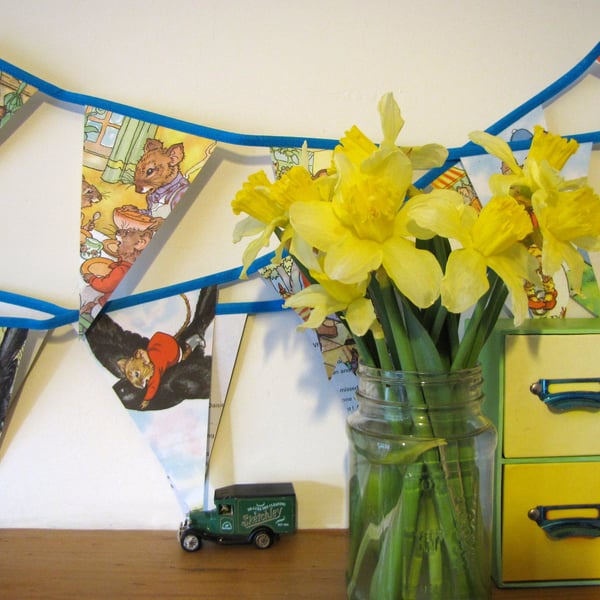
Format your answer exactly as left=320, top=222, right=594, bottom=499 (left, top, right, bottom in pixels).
left=530, top=378, right=600, bottom=412
left=528, top=504, right=600, bottom=539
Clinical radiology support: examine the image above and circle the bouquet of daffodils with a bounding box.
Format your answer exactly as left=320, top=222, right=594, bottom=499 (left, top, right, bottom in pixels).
left=231, top=94, right=600, bottom=599
left=232, top=93, right=600, bottom=373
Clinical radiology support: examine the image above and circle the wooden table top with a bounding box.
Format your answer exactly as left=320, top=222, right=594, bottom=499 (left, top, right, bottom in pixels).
left=1, top=529, right=599, bottom=599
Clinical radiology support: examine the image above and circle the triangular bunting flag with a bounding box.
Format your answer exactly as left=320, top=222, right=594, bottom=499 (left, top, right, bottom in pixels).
left=0, top=72, right=37, bottom=130
left=264, top=147, right=359, bottom=413
left=0, top=327, right=47, bottom=448
left=79, top=107, right=217, bottom=333
left=206, top=312, right=248, bottom=469
left=85, top=286, right=217, bottom=511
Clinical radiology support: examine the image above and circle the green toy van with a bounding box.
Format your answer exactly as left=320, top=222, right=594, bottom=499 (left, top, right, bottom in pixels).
left=179, top=482, right=297, bottom=551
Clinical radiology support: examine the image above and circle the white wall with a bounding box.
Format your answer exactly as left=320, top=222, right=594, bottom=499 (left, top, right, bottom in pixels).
left=0, top=0, right=598, bottom=530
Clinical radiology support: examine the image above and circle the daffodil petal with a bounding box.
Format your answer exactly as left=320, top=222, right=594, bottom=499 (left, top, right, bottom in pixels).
left=232, top=171, right=283, bottom=222
left=488, top=245, right=538, bottom=326
left=378, top=92, right=404, bottom=146
left=472, top=195, right=532, bottom=255
left=339, top=123, right=378, bottom=155
left=543, top=236, right=584, bottom=291
left=345, top=297, right=377, bottom=337
left=283, top=285, right=337, bottom=328
left=528, top=125, right=579, bottom=170
left=325, top=236, right=383, bottom=284
left=404, top=190, right=476, bottom=243
left=288, top=234, right=320, bottom=273
left=361, top=145, right=413, bottom=193
left=289, top=201, right=346, bottom=251
left=316, top=275, right=368, bottom=304
left=240, top=226, right=279, bottom=278
left=232, top=215, right=267, bottom=243
left=441, top=248, right=489, bottom=313
left=469, top=131, right=522, bottom=175
left=382, top=238, right=442, bottom=308
left=400, top=143, right=448, bottom=169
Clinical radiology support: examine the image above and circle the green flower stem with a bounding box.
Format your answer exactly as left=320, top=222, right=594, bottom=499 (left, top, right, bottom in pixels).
left=425, top=493, right=443, bottom=600
left=458, top=438, right=477, bottom=517
left=375, top=271, right=417, bottom=371
left=465, top=277, right=508, bottom=368
left=405, top=494, right=427, bottom=600
left=445, top=311, right=461, bottom=365
left=450, top=283, right=492, bottom=371
left=374, top=333, right=394, bottom=370
left=369, top=464, right=419, bottom=599
left=426, top=300, right=448, bottom=347
left=427, top=458, right=473, bottom=598
left=367, top=275, right=403, bottom=369
left=399, top=463, right=425, bottom=596
left=379, top=275, right=475, bottom=597
left=451, top=270, right=508, bottom=371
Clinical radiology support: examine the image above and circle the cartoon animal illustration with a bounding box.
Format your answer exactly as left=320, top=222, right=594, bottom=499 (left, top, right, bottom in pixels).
left=80, top=211, right=101, bottom=258
left=134, top=138, right=190, bottom=218
left=116, top=294, right=203, bottom=409
left=81, top=207, right=161, bottom=316
left=524, top=245, right=562, bottom=316
left=85, top=286, right=217, bottom=411
left=81, top=210, right=101, bottom=233
left=81, top=175, right=103, bottom=208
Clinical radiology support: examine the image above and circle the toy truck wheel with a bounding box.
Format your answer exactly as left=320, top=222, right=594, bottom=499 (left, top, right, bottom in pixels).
left=180, top=530, right=202, bottom=552
left=252, top=529, right=274, bottom=549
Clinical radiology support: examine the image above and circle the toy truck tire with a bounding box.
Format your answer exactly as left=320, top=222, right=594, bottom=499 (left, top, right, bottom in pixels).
left=252, top=528, right=274, bottom=549
left=180, top=529, right=202, bottom=552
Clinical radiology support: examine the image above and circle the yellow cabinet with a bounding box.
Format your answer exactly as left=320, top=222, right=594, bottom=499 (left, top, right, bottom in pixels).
left=502, top=462, right=600, bottom=582
left=482, top=319, right=600, bottom=589
left=503, top=333, right=600, bottom=458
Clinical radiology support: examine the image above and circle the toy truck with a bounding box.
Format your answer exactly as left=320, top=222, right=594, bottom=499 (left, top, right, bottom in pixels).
left=178, top=482, right=296, bottom=551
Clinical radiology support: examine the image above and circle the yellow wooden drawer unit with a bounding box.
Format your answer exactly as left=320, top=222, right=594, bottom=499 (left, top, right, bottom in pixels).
left=482, top=319, right=600, bottom=588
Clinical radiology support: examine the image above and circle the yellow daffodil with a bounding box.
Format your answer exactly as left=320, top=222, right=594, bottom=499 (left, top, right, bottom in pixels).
left=283, top=272, right=376, bottom=337
left=232, top=165, right=331, bottom=277
left=533, top=186, right=600, bottom=291
left=406, top=190, right=537, bottom=324
left=333, top=93, right=448, bottom=172
left=289, top=94, right=443, bottom=309
left=469, top=125, right=580, bottom=199
left=469, top=126, right=600, bottom=290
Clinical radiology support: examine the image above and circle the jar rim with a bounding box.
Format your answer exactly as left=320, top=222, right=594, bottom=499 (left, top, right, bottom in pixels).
left=357, top=362, right=482, bottom=381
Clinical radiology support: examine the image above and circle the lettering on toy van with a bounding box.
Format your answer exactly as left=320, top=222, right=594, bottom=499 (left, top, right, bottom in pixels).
left=241, top=502, right=285, bottom=529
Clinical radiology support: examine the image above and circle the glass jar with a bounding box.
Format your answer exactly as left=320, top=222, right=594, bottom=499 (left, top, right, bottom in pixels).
left=346, top=363, right=497, bottom=600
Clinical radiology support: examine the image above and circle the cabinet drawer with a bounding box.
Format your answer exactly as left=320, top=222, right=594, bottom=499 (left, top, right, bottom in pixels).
left=503, top=333, right=600, bottom=458
left=502, top=462, right=600, bottom=582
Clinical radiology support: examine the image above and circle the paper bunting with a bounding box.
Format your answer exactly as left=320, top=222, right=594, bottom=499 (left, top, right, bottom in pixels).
left=0, top=72, right=37, bottom=129
left=206, top=313, right=248, bottom=470
left=85, top=286, right=217, bottom=510
left=79, top=108, right=217, bottom=333
left=2, top=42, right=599, bottom=333
left=0, top=327, right=47, bottom=447
left=264, top=147, right=360, bottom=413
left=0, top=43, right=599, bottom=504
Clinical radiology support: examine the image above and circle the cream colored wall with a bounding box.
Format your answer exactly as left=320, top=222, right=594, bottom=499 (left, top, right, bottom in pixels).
left=0, top=0, right=598, bottom=530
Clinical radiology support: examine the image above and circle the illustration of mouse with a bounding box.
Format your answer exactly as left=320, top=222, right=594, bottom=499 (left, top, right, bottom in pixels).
left=81, top=175, right=103, bottom=208
left=116, top=294, right=203, bottom=409
left=81, top=208, right=161, bottom=317
left=134, top=138, right=190, bottom=219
